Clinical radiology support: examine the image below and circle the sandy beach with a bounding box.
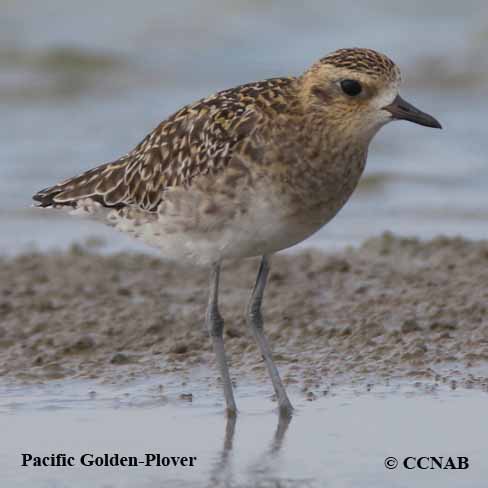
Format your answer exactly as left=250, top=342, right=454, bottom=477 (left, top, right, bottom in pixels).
left=1, top=232, right=487, bottom=397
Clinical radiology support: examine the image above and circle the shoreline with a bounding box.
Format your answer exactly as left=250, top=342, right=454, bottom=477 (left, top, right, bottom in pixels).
left=1, top=232, right=488, bottom=395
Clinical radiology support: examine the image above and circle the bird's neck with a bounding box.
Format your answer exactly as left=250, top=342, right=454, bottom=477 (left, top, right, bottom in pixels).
left=274, top=110, right=370, bottom=211
left=300, top=111, right=370, bottom=169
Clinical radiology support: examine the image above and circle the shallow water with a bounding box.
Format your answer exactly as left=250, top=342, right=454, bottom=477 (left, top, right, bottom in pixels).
left=1, top=378, right=486, bottom=488
left=1, top=0, right=488, bottom=254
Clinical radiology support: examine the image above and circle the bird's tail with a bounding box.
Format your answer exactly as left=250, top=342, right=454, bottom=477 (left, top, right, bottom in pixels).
left=32, top=159, right=128, bottom=209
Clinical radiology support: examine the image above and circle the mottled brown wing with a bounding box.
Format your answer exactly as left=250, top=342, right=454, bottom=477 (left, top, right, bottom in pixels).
left=32, top=79, right=292, bottom=211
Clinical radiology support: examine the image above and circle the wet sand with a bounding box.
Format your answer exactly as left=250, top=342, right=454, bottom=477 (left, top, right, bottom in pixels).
left=1, top=232, right=488, bottom=396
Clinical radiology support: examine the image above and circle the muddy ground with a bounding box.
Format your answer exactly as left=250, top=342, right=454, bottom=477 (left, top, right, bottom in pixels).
left=1, top=233, right=488, bottom=397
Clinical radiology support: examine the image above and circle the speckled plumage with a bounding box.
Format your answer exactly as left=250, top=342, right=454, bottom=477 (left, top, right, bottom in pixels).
left=34, top=77, right=297, bottom=211
left=33, top=48, right=403, bottom=265
left=320, top=47, right=399, bottom=80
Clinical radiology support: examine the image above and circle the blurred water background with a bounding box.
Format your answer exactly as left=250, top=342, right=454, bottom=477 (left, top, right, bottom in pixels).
left=1, top=0, right=487, bottom=254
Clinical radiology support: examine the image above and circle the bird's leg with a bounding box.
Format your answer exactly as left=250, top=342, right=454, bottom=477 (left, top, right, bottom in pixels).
left=206, top=263, right=237, bottom=416
left=247, top=256, right=293, bottom=416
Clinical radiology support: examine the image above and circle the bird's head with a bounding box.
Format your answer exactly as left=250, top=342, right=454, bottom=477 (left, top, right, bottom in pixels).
left=300, top=48, right=441, bottom=143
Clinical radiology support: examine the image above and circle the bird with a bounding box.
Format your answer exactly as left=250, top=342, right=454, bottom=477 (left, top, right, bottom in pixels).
left=33, top=47, right=441, bottom=417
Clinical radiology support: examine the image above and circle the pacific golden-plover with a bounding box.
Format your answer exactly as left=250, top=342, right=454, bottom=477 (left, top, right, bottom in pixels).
left=33, top=47, right=441, bottom=416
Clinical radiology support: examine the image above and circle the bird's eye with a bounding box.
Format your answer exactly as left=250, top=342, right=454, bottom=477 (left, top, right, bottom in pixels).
left=340, top=79, right=362, bottom=96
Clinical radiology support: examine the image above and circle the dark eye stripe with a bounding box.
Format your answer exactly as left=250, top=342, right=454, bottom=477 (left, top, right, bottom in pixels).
left=311, top=86, right=331, bottom=103
left=340, top=79, right=362, bottom=96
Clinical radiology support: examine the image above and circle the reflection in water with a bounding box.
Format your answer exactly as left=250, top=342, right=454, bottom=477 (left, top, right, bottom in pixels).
left=269, top=413, right=292, bottom=455
left=208, top=414, right=237, bottom=487
left=208, top=412, right=294, bottom=488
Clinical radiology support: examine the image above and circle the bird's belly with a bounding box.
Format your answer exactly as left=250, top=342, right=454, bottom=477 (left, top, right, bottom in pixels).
left=99, top=195, right=324, bottom=265
left=99, top=177, right=352, bottom=265
left=219, top=207, right=325, bottom=259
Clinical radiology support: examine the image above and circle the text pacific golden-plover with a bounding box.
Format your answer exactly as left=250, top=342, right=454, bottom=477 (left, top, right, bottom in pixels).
left=33, top=48, right=441, bottom=416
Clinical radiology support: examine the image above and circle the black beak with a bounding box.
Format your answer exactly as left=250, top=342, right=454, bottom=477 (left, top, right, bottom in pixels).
left=383, top=95, right=442, bottom=129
